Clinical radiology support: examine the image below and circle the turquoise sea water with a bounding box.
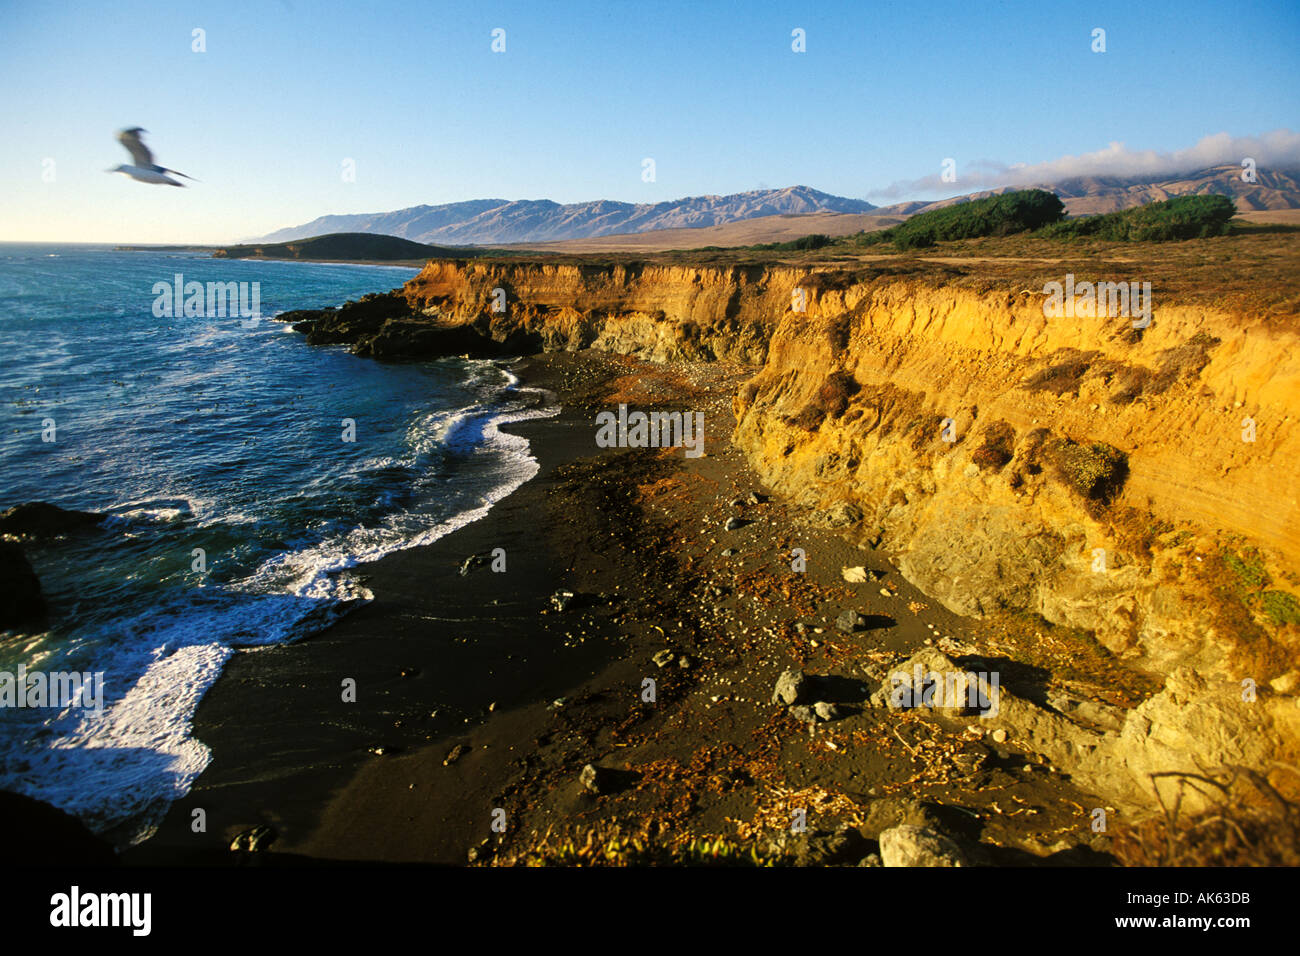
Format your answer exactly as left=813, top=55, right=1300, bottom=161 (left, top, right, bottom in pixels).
left=0, top=244, right=549, bottom=844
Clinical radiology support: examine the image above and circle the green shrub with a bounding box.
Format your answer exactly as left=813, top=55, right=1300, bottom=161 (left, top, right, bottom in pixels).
left=857, top=189, right=1065, bottom=249
left=1039, top=194, right=1236, bottom=242
left=1261, top=590, right=1300, bottom=627
left=751, top=234, right=834, bottom=252
left=1224, top=550, right=1270, bottom=592
left=1047, top=438, right=1128, bottom=502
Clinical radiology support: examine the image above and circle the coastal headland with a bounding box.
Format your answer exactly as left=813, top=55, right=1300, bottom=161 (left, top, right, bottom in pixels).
left=130, top=232, right=1300, bottom=865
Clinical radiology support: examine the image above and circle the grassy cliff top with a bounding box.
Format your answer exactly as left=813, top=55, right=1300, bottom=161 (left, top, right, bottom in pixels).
left=431, top=227, right=1300, bottom=319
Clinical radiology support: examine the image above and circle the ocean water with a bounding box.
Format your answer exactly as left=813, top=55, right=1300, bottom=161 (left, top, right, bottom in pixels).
left=0, top=244, right=551, bottom=844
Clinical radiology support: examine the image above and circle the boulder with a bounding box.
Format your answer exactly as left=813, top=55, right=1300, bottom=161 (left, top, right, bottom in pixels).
left=0, top=502, right=103, bottom=540
left=766, top=827, right=868, bottom=866
left=229, top=824, right=277, bottom=853
left=879, top=825, right=967, bottom=867
left=813, top=701, right=841, bottom=721
left=771, top=668, right=808, bottom=706
left=869, top=647, right=979, bottom=717
left=795, top=828, right=869, bottom=866
left=1084, top=667, right=1295, bottom=815
left=579, top=763, right=608, bottom=795
left=836, top=609, right=863, bottom=633
left=458, top=551, right=494, bottom=576
left=0, top=542, right=45, bottom=629
left=804, top=502, right=863, bottom=529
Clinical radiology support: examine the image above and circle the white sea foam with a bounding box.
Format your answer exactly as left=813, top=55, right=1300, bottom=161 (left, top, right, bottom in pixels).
left=3, top=643, right=231, bottom=843
left=110, top=497, right=200, bottom=523
left=2, top=366, right=556, bottom=844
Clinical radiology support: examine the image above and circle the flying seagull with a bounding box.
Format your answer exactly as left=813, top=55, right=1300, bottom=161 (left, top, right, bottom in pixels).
left=108, top=128, right=195, bottom=187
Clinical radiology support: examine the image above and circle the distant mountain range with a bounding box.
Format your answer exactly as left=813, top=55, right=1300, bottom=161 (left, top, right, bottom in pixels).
left=873, top=165, right=1300, bottom=217
left=254, top=167, right=1300, bottom=247
left=255, top=186, right=877, bottom=246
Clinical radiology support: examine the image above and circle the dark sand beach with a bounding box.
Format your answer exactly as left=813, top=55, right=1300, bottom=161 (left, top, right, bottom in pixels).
left=124, top=349, right=1120, bottom=867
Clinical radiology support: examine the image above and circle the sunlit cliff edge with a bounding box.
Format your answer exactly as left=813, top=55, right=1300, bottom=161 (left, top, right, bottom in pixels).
left=282, top=248, right=1300, bottom=815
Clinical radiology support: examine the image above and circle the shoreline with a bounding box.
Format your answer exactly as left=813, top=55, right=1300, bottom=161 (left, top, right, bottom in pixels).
left=124, top=350, right=643, bottom=863
left=125, top=349, right=1118, bottom=867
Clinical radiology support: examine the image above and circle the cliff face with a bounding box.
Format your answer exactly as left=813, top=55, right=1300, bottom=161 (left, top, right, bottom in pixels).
left=733, top=281, right=1300, bottom=679
left=721, top=276, right=1300, bottom=813
left=287, top=258, right=1300, bottom=810
left=401, top=260, right=783, bottom=364
left=394, top=260, right=1298, bottom=685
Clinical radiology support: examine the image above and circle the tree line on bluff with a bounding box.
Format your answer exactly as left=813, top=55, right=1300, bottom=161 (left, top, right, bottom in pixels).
left=852, top=190, right=1237, bottom=249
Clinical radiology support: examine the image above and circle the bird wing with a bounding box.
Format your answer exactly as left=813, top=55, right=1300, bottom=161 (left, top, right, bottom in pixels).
left=117, top=128, right=154, bottom=167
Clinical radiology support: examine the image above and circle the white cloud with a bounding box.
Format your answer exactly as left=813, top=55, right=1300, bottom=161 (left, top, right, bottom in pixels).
left=869, top=130, right=1300, bottom=200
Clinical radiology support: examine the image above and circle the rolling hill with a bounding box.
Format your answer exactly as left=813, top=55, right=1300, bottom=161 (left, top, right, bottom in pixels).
left=874, top=165, right=1300, bottom=218
left=212, top=233, right=486, bottom=261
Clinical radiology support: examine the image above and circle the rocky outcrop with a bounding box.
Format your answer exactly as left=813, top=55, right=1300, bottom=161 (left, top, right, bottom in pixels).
left=0, top=503, right=105, bottom=630
left=877, top=647, right=1300, bottom=816
left=0, top=542, right=45, bottom=629
left=0, top=791, right=117, bottom=865
left=330, top=259, right=1298, bottom=671
left=0, top=502, right=104, bottom=540
left=728, top=274, right=1300, bottom=814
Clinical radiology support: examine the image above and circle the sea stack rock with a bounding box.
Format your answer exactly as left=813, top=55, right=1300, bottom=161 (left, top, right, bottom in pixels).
left=0, top=501, right=104, bottom=540
left=0, top=542, right=46, bottom=629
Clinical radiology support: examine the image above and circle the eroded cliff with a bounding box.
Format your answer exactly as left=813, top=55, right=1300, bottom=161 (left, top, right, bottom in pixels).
left=284, top=256, right=1300, bottom=812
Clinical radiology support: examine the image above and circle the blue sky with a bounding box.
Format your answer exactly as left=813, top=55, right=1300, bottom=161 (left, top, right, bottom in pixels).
left=2, top=0, right=1297, bottom=242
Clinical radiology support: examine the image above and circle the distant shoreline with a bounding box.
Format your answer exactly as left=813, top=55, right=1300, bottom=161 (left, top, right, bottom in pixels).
left=220, top=256, right=430, bottom=268
left=114, top=244, right=219, bottom=252
left=112, top=245, right=430, bottom=267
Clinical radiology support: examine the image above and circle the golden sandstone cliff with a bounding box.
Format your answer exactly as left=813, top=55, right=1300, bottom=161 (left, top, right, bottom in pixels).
left=292, top=256, right=1300, bottom=813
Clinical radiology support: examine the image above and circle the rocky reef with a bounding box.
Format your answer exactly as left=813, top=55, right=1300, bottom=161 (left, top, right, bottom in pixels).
left=277, top=256, right=1300, bottom=815
left=0, top=502, right=105, bottom=630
